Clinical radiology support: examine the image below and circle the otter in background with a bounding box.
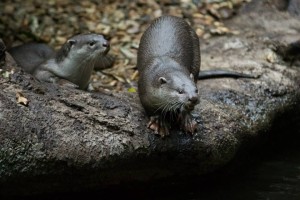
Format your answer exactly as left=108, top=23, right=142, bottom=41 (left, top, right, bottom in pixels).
left=9, top=33, right=113, bottom=90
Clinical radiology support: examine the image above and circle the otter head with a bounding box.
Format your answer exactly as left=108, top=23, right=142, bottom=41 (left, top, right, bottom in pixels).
left=150, top=67, right=199, bottom=115
left=53, top=33, right=110, bottom=89
left=56, top=33, right=110, bottom=63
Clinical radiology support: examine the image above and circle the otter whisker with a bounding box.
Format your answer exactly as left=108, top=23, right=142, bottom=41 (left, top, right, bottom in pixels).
left=169, top=101, right=181, bottom=121
left=170, top=100, right=183, bottom=122
left=154, top=102, right=168, bottom=114
left=165, top=99, right=178, bottom=113
left=161, top=102, right=171, bottom=122
left=154, top=98, right=177, bottom=114
left=162, top=99, right=178, bottom=122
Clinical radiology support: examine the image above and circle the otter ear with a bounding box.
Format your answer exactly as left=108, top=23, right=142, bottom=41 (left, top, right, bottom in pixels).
left=158, top=77, right=167, bottom=85
left=190, top=73, right=194, bottom=80
left=67, top=39, right=76, bottom=46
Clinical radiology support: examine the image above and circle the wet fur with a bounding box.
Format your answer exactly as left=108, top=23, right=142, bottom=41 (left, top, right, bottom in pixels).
left=137, top=16, right=200, bottom=136
left=8, top=33, right=110, bottom=90
left=8, top=43, right=55, bottom=73
left=55, top=41, right=72, bottom=63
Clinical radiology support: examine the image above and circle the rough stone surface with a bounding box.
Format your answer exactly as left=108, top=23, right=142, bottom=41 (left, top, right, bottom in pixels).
left=1, top=0, right=300, bottom=196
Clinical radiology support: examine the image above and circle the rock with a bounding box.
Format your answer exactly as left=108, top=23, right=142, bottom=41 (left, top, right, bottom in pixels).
left=0, top=0, right=300, bottom=197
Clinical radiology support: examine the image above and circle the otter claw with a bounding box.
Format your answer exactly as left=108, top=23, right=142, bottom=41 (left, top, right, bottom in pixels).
left=184, top=119, right=197, bottom=134
left=180, top=113, right=198, bottom=134
left=148, top=122, right=159, bottom=133
left=147, top=116, right=170, bottom=137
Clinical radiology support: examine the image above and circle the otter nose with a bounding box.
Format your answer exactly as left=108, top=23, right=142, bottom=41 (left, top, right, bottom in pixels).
left=102, top=40, right=110, bottom=48
left=188, top=96, right=199, bottom=104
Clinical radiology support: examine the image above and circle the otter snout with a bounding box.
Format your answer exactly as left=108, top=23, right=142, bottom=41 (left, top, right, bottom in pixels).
left=185, top=92, right=199, bottom=111
left=99, top=38, right=110, bottom=54
left=188, top=95, right=199, bottom=105
left=102, top=40, right=110, bottom=48
left=81, top=34, right=110, bottom=54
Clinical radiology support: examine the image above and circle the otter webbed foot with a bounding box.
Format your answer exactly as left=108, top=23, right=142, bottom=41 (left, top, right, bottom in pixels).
left=178, top=113, right=198, bottom=134
left=147, top=116, right=170, bottom=137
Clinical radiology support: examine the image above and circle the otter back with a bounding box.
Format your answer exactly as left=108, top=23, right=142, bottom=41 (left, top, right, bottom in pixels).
left=8, top=43, right=55, bottom=73
left=137, top=15, right=200, bottom=80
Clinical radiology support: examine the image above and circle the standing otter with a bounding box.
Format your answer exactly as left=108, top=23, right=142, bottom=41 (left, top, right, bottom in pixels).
left=138, top=16, right=257, bottom=137
left=137, top=15, right=200, bottom=137
left=9, top=33, right=111, bottom=90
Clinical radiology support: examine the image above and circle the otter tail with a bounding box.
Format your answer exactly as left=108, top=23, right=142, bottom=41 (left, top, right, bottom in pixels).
left=198, top=69, right=259, bottom=80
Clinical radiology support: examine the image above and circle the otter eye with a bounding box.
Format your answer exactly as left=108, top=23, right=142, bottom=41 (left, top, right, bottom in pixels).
left=158, top=77, right=167, bottom=85
left=89, top=41, right=96, bottom=47
left=178, top=89, right=184, bottom=94
left=195, top=89, right=198, bottom=93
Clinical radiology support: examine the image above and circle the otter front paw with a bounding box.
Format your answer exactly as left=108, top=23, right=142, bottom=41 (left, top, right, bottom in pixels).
left=147, top=116, right=170, bottom=137
left=179, top=113, right=198, bottom=134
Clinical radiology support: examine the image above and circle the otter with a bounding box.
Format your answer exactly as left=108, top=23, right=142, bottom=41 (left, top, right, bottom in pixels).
left=8, top=42, right=55, bottom=73
left=137, top=15, right=201, bottom=137
left=8, top=33, right=111, bottom=90
left=137, top=15, right=257, bottom=137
